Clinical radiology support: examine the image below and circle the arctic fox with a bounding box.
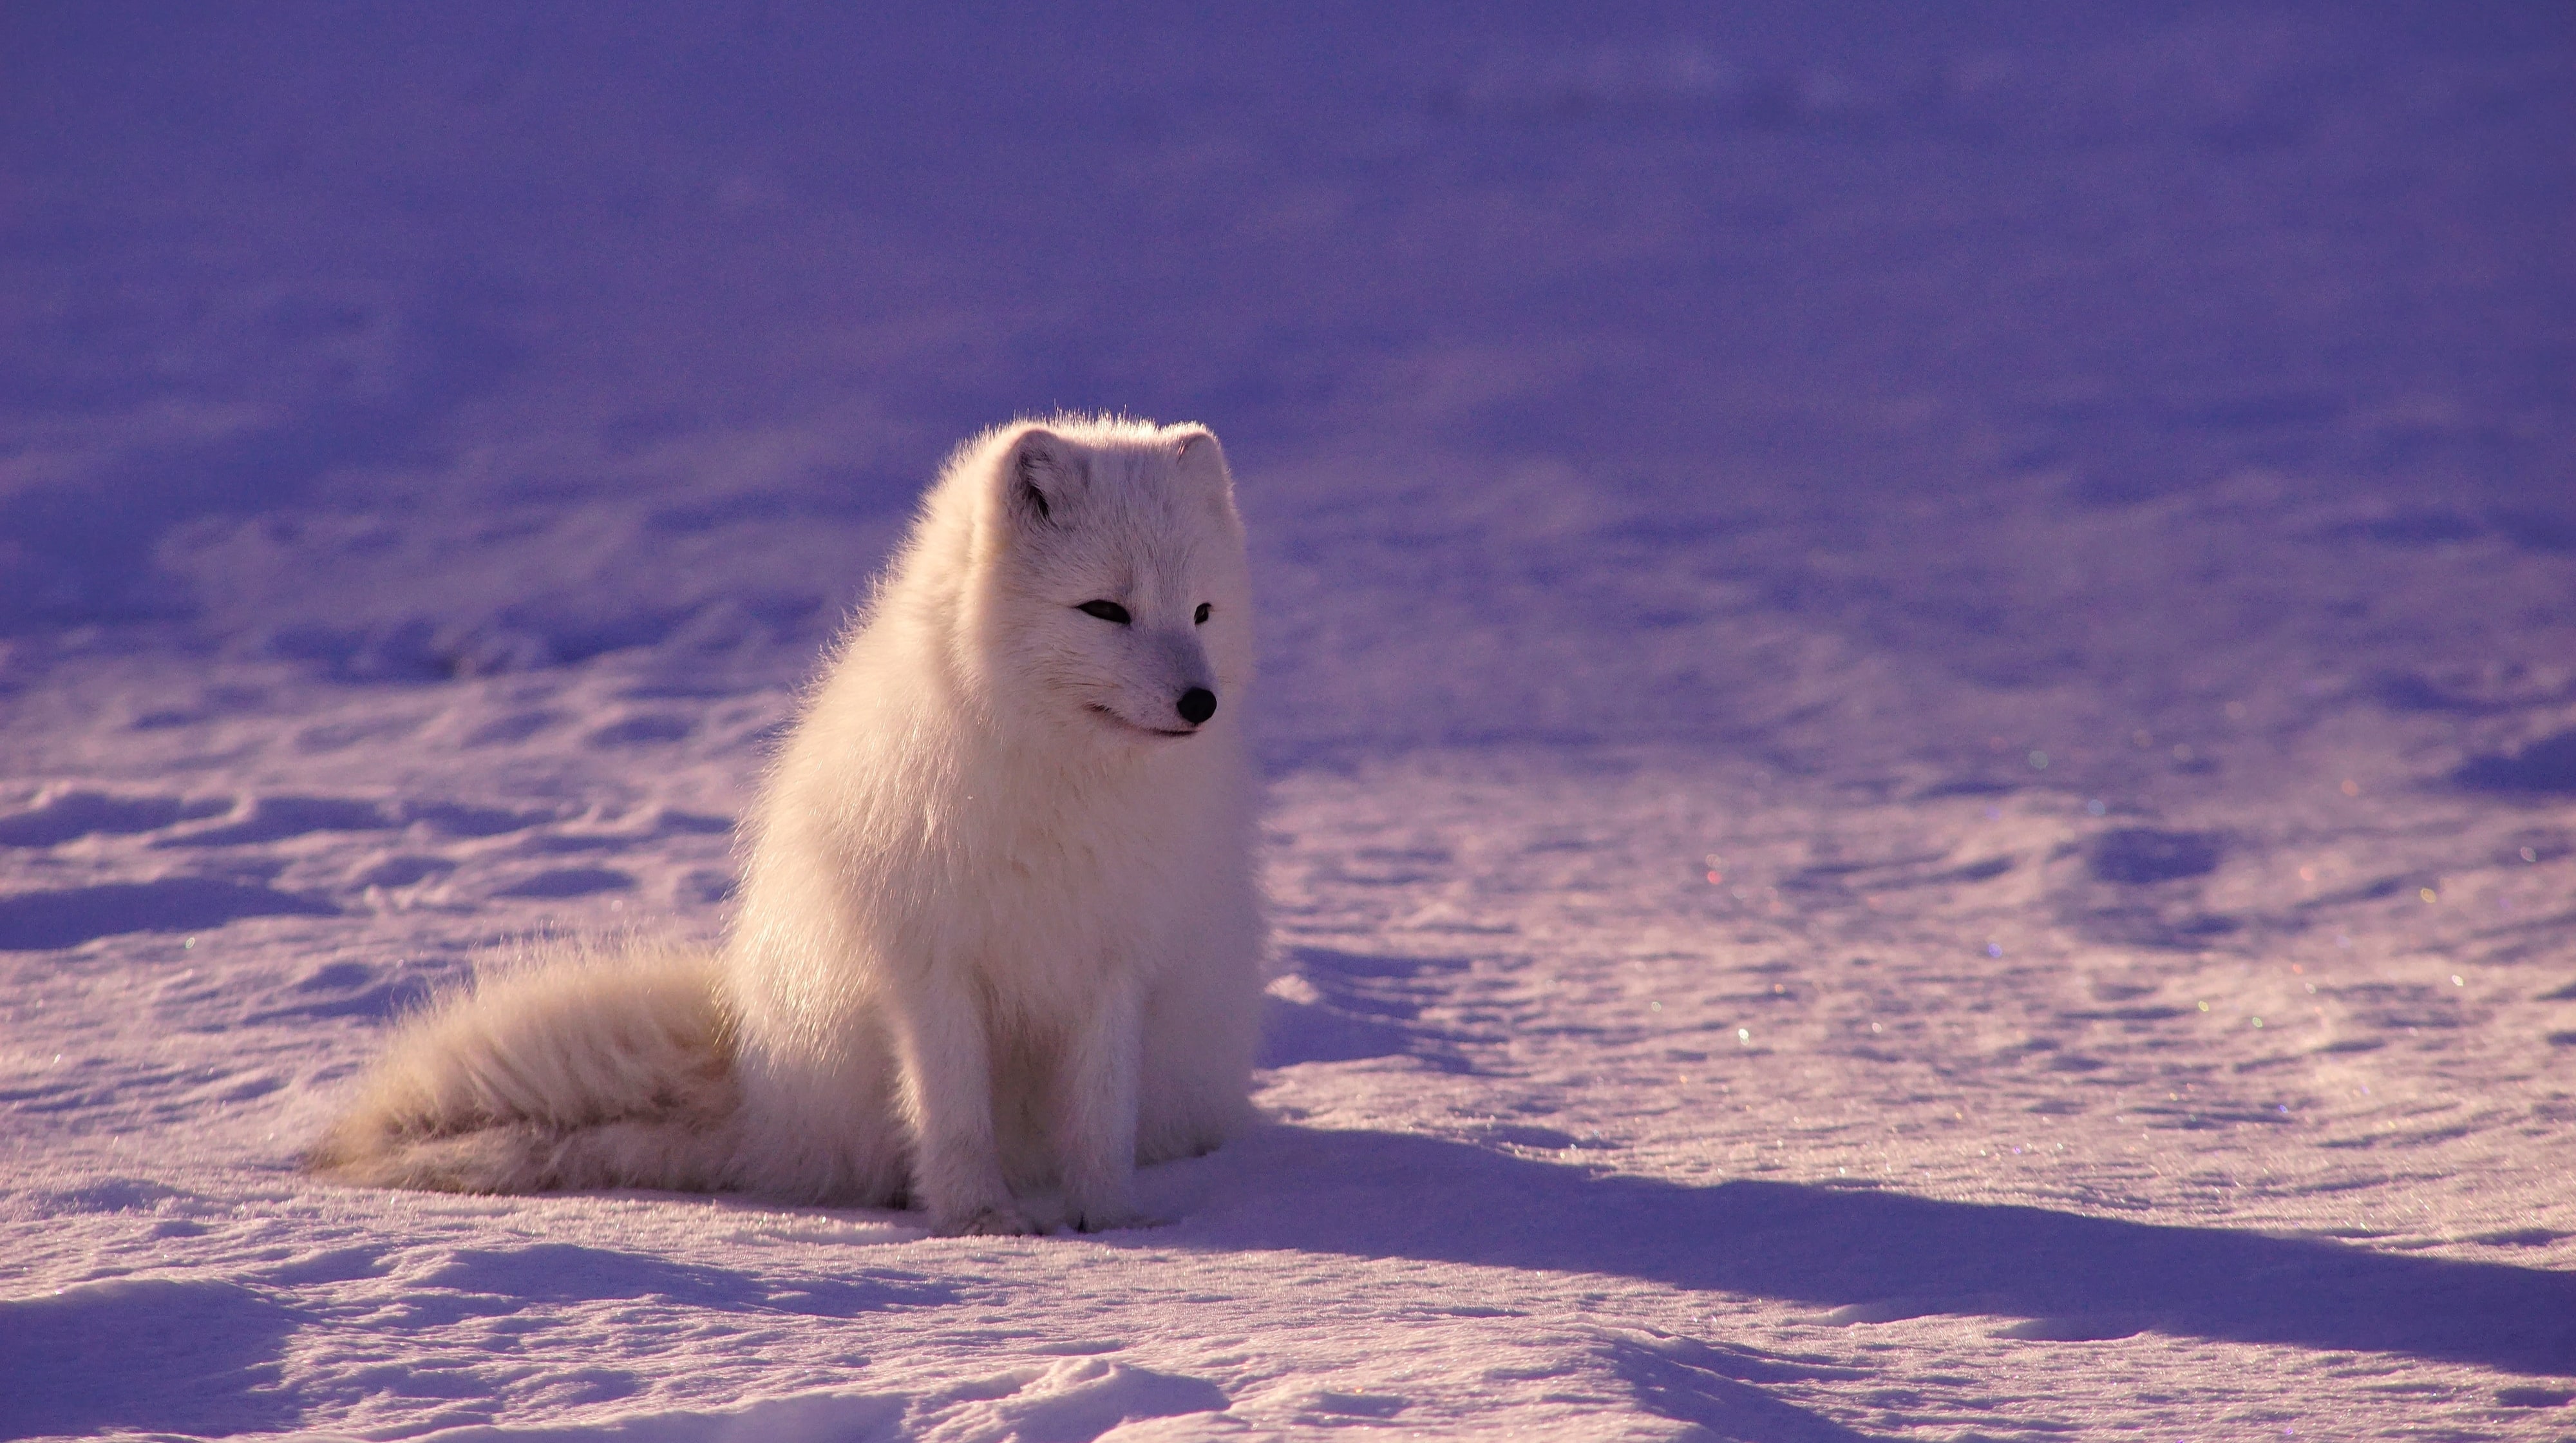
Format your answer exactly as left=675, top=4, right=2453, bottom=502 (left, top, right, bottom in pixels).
left=310, top=417, right=1265, bottom=1235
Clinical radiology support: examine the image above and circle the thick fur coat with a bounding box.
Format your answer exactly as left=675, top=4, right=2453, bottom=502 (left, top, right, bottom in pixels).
left=310, top=417, right=1266, bottom=1235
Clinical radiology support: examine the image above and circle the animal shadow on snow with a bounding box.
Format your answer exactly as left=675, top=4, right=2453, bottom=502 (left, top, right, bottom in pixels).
left=1220, top=1128, right=2576, bottom=1378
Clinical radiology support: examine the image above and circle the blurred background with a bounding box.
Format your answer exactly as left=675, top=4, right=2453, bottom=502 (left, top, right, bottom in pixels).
left=5, top=1, right=2570, bottom=782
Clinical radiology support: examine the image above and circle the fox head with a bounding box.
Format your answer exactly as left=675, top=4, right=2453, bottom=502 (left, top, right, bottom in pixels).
left=955, top=417, right=1254, bottom=749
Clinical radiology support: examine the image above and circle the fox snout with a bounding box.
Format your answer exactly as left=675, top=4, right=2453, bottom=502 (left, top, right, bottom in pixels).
left=1144, top=628, right=1218, bottom=732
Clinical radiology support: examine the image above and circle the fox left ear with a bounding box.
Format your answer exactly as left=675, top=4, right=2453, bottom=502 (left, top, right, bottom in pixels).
left=1004, top=426, right=1083, bottom=526
left=1173, top=428, right=1231, bottom=489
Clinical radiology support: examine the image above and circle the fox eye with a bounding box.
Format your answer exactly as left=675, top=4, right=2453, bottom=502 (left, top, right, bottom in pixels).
left=1193, top=603, right=1211, bottom=625
left=1075, top=600, right=1132, bottom=626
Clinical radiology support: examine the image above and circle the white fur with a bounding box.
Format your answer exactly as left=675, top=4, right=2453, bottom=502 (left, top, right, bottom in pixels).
left=310, top=416, right=1266, bottom=1235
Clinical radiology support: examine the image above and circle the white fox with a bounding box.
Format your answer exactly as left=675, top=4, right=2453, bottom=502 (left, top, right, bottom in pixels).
left=310, top=416, right=1266, bottom=1235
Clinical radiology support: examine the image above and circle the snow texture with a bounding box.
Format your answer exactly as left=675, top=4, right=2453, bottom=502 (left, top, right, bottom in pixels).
left=4, top=1, right=2573, bottom=1437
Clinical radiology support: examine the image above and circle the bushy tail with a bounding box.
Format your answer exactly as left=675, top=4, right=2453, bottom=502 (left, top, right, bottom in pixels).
left=307, top=941, right=742, bottom=1194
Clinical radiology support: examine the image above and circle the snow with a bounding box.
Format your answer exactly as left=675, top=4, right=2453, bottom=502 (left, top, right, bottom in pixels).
left=4, top=1, right=2572, bottom=1437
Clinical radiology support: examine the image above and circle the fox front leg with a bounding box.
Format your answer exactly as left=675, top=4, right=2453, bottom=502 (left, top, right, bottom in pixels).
left=1051, top=979, right=1157, bottom=1232
left=889, top=975, right=1036, bottom=1236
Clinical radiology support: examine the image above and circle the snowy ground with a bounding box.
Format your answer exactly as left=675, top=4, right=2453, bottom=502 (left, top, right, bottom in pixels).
left=5, top=3, right=2573, bottom=1438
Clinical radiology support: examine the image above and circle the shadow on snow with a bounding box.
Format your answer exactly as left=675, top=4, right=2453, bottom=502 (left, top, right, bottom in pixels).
left=0, top=1279, right=305, bottom=1440
left=1207, top=1126, right=2576, bottom=1379
left=0, top=1245, right=952, bottom=1442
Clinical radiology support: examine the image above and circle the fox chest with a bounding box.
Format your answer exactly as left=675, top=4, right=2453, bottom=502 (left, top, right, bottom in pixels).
left=893, top=803, right=1191, bottom=986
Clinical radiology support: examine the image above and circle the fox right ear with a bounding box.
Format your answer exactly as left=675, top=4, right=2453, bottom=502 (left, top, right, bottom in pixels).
left=1004, top=426, right=1079, bottom=526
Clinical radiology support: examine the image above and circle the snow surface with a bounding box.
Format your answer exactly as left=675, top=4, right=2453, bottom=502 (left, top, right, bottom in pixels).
left=5, top=2, right=2573, bottom=1437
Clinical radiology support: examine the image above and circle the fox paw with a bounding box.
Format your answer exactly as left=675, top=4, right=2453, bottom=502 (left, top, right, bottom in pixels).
left=938, top=1203, right=1040, bottom=1238
left=1070, top=1204, right=1168, bottom=1234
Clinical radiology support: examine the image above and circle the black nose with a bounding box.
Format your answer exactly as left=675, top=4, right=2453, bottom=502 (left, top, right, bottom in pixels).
left=1176, top=688, right=1217, bottom=726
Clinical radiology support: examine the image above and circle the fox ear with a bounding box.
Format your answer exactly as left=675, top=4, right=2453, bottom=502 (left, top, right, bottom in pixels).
left=1172, top=428, right=1230, bottom=488
left=1004, top=426, right=1081, bottom=526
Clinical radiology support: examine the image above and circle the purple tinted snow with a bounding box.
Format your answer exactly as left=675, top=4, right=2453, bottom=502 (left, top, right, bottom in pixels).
left=410, top=1244, right=949, bottom=1317
left=0, top=792, right=229, bottom=847
left=490, top=867, right=637, bottom=900
left=0, top=879, right=337, bottom=951
left=0, top=1279, right=304, bottom=1440
left=152, top=796, right=397, bottom=847
left=3, top=3, right=2566, bottom=702
left=1215, top=1125, right=2576, bottom=1377
left=2454, top=731, right=2576, bottom=796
